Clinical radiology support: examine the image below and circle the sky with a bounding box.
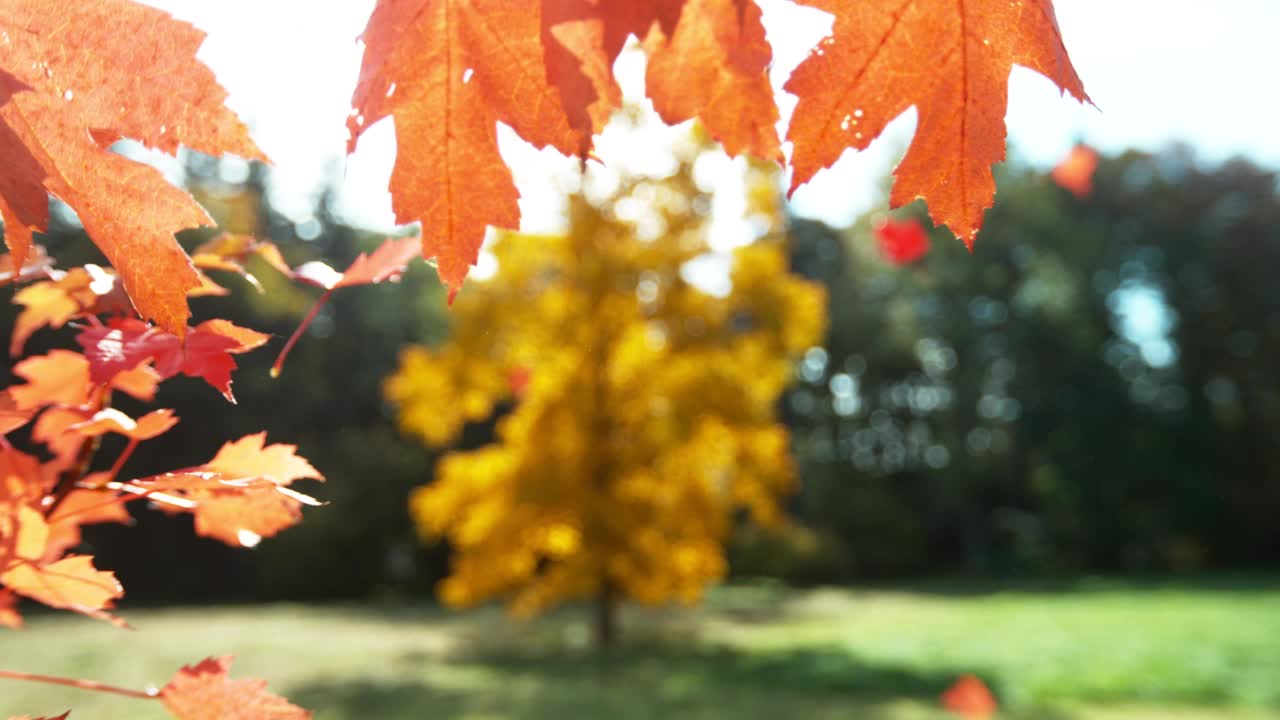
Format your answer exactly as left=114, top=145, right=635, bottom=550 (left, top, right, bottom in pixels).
left=141, top=0, right=1280, bottom=231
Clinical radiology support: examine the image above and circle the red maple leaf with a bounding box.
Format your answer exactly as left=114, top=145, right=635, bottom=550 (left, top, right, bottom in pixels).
left=1051, top=143, right=1099, bottom=198
left=160, top=656, right=310, bottom=720
left=76, top=318, right=269, bottom=402
left=0, top=0, right=266, bottom=337
left=941, top=674, right=998, bottom=718
left=874, top=217, right=930, bottom=265
left=786, top=0, right=1089, bottom=247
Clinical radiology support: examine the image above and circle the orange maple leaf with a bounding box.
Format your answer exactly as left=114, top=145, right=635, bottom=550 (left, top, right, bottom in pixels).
left=543, top=0, right=779, bottom=159
left=786, top=0, right=1089, bottom=247
left=10, top=264, right=130, bottom=357
left=160, top=656, right=310, bottom=720
left=0, top=0, right=266, bottom=336
left=644, top=0, right=780, bottom=159
left=941, top=673, right=998, bottom=718
left=44, top=486, right=131, bottom=562
left=1051, top=143, right=1099, bottom=198
left=349, top=1, right=579, bottom=295
left=69, top=408, right=179, bottom=441
left=0, top=588, right=20, bottom=628
left=192, top=233, right=293, bottom=293
left=0, top=506, right=122, bottom=621
left=133, top=433, right=323, bottom=547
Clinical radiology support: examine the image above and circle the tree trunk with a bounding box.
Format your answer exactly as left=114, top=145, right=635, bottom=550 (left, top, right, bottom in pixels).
left=594, top=577, right=617, bottom=650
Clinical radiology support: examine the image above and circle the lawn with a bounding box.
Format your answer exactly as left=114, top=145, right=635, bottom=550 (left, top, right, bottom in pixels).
left=1, top=577, right=1277, bottom=719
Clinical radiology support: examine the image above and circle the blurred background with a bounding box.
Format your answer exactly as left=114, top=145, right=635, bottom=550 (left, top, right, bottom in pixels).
left=2, top=2, right=1279, bottom=719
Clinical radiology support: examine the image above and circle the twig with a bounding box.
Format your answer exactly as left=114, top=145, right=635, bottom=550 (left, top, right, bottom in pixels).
left=0, top=668, right=158, bottom=701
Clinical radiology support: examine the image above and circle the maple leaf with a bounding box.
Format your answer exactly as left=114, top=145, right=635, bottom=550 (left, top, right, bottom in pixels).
left=133, top=433, right=323, bottom=547
left=76, top=318, right=269, bottom=402
left=9, top=264, right=128, bottom=356
left=350, top=0, right=579, bottom=295
left=0, top=244, right=54, bottom=284
left=160, top=656, right=310, bottom=720
left=874, top=217, right=930, bottom=265
left=44, top=486, right=131, bottom=561
left=786, top=0, right=1089, bottom=247
left=644, top=0, right=780, bottom=159
left=273, top=236, right=420, bottom=375
left=70, top=408, right=178, bottom=441
left=0, top=588, right=21, bottom=628
left=542, top=1, right=683, bottom=138
left=941, top=674, right=998, bottom=718
left=0, top=0, right=266, bottom=336
left=192, top=233, right=292, bottom=292
left=543, top=0, right=779, bottom=158
left=1051, top=142, right=1099, bottom=198
left=8, top=350, right=93, bottom=411
left=0, top=507, right=123, bottom=621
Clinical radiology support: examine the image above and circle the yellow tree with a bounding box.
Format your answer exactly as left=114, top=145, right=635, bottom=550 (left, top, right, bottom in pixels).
left=385, top=127, right=825, bottom=646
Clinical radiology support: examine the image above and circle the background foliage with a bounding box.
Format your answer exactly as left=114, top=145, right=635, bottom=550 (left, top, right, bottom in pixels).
left=6, top=145, right=1276, bottom=602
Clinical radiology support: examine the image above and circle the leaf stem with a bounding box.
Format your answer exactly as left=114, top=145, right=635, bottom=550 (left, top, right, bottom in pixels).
left=271, top=288, right=334, bottom=378
left=0, top=668, right=158, bottom=701
left=106, top=438, right=140, bottom=482
left=45, top=389, right=109, bottom=517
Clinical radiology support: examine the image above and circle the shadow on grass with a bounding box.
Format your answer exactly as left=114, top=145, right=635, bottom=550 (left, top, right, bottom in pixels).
left=290, top=641, right=1073, bottom=720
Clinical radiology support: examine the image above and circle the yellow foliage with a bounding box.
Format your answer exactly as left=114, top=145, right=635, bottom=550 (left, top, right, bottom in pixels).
left=387, top=131, right=826, bottom=616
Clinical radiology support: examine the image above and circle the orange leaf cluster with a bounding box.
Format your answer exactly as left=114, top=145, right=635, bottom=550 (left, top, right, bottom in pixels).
left=0, top=247, right=321, bottom=631
left=352, top=0, right=1087, bottom=292
left=0, top=0, right=266, bottom=336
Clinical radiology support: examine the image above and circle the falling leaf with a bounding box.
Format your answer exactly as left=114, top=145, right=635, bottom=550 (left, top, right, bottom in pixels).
left=786, top=0, right=1089, bottom=247
left=874, top=217, right=930, bottom=265
left=1051, top=143, right=1099, bottom=198
left=0, top=0, right=267, bottom=336
left=941, top=674, right=998, bottom=718
left=160, top=656, right=310, bottom=720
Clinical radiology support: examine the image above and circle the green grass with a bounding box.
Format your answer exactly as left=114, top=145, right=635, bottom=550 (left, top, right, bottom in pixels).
left=1, top=577, right=1277, bottom=719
